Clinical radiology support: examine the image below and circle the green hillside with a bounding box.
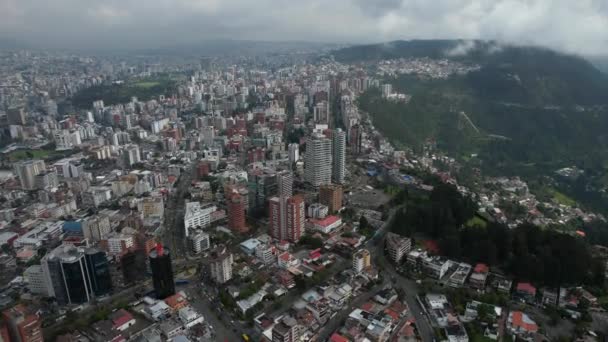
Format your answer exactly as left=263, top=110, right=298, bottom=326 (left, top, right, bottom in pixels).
left=349, top=41, right=608, bottom=212
left=350, top=41, right=608, bottom=171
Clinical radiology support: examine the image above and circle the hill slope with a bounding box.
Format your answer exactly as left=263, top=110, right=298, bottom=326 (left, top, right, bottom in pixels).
left=348, top=41, right=608, bottom=175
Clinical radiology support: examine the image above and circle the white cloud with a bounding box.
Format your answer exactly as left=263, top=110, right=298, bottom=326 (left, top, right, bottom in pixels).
left=0, top=0, right=607, bottom=55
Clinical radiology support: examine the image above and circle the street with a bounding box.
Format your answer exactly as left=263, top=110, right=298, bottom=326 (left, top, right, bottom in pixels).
left=369, top=206, right=435, bottom=342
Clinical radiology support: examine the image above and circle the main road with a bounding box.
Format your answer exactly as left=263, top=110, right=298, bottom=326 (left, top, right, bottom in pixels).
left=368, top=206, right=435, bottom=342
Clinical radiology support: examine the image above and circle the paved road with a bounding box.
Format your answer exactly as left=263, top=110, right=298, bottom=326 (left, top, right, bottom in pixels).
left=185, top=287, right=242, bottom=342
left=162, top=163, right=195, bottom=258
left=369, top=206, right=435, bottom=342
left=316, top=280, right=388, bottom=341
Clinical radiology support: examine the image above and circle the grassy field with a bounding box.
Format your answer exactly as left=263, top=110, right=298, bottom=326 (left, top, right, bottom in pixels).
left=6, top=149, right=55, bottom=161
left=548, top=188, right=577, bottom=207
left=465, top=215, right=488, bottom=228
left=133, top=81, right=161, bottom=89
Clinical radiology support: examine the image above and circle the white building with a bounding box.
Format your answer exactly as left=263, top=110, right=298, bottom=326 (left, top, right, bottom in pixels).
left=288, top=143, right=299, bottom=165
left=24, top=265, right=48, bottom=295
left=209, top=247, right=233, bottom=284
left=332, top=129, right=346, bottom=184
left=184, top=202, right=217, bottom=237
left=307, top=203, right=328, bottom=219
left=123, top=144, right=141, bottom=166
left=106, top=234, right=134, bottom=255
left=255, top=244, right=275, bottom=264
left=304, top=133, right=332, bottom=187
left=178, top=306, right=204, bottom=328
left=385, top=232, right=412, bottom=263
left=190, top=232, right=210, bottom=254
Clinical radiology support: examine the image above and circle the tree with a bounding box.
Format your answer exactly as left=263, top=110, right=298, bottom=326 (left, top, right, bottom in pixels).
left=1, top=244, right=10, bottom=255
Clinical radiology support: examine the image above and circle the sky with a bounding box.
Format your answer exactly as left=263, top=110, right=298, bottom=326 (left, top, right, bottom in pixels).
left=1, top=0, right=608, bottom=56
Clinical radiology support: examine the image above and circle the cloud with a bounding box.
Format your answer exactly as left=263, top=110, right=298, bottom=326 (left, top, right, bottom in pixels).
left=0, top=0, right=607, bottom=56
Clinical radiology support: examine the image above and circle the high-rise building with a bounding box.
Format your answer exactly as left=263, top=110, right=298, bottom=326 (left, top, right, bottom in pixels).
left=13, top=160, right=46, bottom=190
left=23, top=265, right=48, bottom=295
left=319, top=184, right=343, bottom=213
left=149, top=244, right=175, bottom=299
left=305, top=133, right=332, bottom=187
left=288, top=143, right=300, bottom=165
left=122, top=144, right=141, bottom=167
left=332, top=129, right=346, bottom=184
left=269, top=195, right=304, bottom=243
left=2, top=305, right=43, bottom=342
left=269, top=196, right=282, bottom=240
left=276, top=170, right=293, bottom=198
left=7, top=107, right=26, bottom=126
left=353, top=249, right=371, bottom=273
left=272, top=316, right=301, bottom=342
left=41, top=245, right=94, bottom=305
left=85, top=248, right=112, bottom=296
left=209, top=246, right=233, bottom=284
left=227, top=193, right=247, bottom=233
left=286, top=196, right=305, bottom=242
left=349, top=124, right=364, bottom=155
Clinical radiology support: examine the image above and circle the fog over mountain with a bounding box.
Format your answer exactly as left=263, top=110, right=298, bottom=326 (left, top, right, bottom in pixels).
left=1, top=0, right=607, bottom=56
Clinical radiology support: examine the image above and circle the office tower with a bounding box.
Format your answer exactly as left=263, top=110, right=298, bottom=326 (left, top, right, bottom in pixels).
left=305, top=133, right=332, bottom=187
left=2, top=305, right=43, bottom=342
left=13, top=160, right=46, bottom=190
left=120, top=249, right=147, bottom=285
left=149, top=243, right=175, bottom=299
left=319, top=184, right=343, bottom=213
left=332, top=129, right=346, bottom=184
left=272, top=316, right=301, bottom=342
left=7, top=107, right=26, bottom=126
left=41, top=245, right=94, bottom=305
left=227, top=193, right=247, bottom=233
left=85, top=248, right=112, bottom=296
left=209, top=246, right=233, bottom=284
left=24, top=265, right=48, bottom=295
left=276, top=170, right=293, bottom=198
left=122, top=144, right=141, bottom=167
left=352, top=249, right=371, bottom=273
left=288, top=143, right=300, bottom=165
left=286, top=196, right=305, bottom=242
left=349, top=124, right=363, bottom=155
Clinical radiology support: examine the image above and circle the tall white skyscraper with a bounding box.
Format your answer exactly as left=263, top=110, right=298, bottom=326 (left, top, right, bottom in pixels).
left=305, top=133, right=332, bottom=187
left=288, top=143, right=300, bottom=165
left=332, top=129, right=346, bottom=184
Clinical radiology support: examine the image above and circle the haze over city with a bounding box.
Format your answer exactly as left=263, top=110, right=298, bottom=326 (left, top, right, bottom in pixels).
left=0, top=0, right=607, bottom=55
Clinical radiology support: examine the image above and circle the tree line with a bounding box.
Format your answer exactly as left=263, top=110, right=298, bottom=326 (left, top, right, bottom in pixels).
left=391, top=183, right=605, bottom=288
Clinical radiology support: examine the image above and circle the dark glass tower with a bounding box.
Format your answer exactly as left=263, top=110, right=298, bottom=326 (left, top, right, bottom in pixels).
left=42, top=245, right=93, bottom=305
left=85, top=248, right=112, bottom=296
left=120, top=249, right=146, bottom=285
left=149, top=243, right=175, bottom=299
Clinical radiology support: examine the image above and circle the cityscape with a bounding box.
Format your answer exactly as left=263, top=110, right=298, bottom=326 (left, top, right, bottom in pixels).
left=0, top=4, right=608, bottom=342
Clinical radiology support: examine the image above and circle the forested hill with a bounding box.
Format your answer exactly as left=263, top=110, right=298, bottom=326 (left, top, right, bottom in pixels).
left=334, top=40, right=608, bottom=106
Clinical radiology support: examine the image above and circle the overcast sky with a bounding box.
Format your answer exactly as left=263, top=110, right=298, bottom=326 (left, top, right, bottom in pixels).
left=1, top=0, right=607, bottom=55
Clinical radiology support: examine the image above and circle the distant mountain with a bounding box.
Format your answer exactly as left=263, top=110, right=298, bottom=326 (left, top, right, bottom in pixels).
left=335, top=40, right=608, bottom=106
